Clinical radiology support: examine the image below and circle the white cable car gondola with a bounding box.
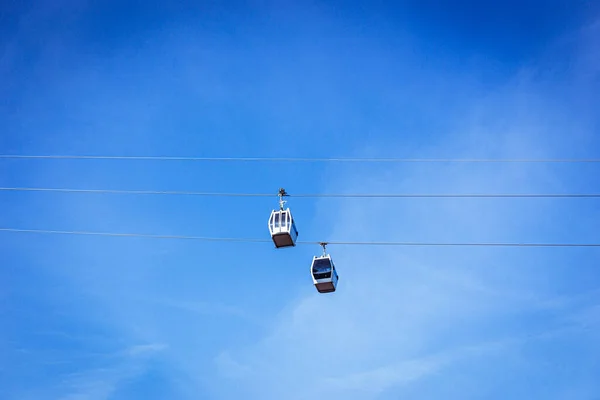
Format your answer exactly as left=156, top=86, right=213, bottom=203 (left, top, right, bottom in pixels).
left=311, top=243, right=339, bottom=293
left=268, top=188, right=299, bottom=248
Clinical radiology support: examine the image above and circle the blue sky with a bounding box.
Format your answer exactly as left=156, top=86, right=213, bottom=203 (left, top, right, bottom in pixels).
left=1, top=1, right=600, bottom=399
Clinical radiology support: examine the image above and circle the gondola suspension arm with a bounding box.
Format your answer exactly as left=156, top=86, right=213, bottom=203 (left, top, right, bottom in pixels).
left=278, top=188, right=288, bottom=210
left=320, top=242, right=328, bottom=256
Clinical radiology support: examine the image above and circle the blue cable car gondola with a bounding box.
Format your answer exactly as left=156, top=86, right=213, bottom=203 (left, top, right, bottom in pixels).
left=311, top=243, right=339, bottom=293
left=268, top=188, right=298, bottom=248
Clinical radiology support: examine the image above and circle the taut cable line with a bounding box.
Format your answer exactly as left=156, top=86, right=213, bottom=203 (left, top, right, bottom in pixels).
left=1, top=187, right=600, bottom=199
left=2, top=155, right=600, bottom=163
left=2, top=228, right=600, bottom=248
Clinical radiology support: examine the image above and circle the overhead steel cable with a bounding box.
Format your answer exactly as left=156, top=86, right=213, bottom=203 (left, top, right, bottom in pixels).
left=1, top=187, right=600, bottom=198
left=1, top=155, right=600, bottom=163
left=1, top=228, right=599, bottom=247
left=0, top=228, right=270, bottom=243
left=0, top=187, right=273, bottom=197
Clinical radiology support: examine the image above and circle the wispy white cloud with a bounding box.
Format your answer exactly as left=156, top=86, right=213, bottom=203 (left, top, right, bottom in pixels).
left=215, top=351, right=252, bottom=380
left=321, top=338, right=513, bottom=395
left=124, top=342, right=168, bottom=357
left=148, top=297, right=264, bottom=326
left=57, top=342, right=166, bottom=400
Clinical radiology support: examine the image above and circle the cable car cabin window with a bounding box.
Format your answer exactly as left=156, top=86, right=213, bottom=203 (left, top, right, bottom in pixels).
left=274, top=212, right=280, bottom=228
left=312, top=258, right=332, bottom=279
